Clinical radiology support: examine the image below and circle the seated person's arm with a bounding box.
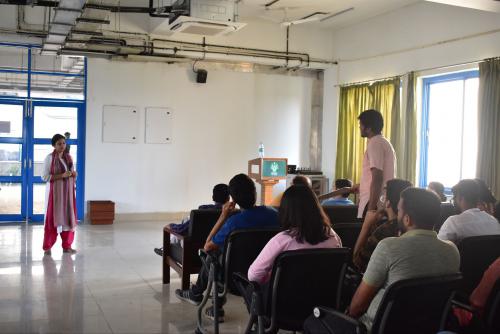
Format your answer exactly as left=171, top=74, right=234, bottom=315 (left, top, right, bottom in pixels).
left=349, top=240, right=389, bottom=317
left=318, top=187, right=355, bottom=201
left=348, top=281, right=379, bottom=317
left=203, top=201, right=236, bottom=252
left=248, top=235, right=282, bottom=283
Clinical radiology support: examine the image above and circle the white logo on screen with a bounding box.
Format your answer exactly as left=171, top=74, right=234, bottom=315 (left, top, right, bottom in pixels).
left=270, top=162, right=279, bottom=176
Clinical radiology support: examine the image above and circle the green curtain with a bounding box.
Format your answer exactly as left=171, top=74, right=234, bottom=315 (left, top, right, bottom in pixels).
left=391, top=72, right=417, bottom=183
left=335, top=78, right=400, bottom=184
left=477, top=58, right=500, bottom=197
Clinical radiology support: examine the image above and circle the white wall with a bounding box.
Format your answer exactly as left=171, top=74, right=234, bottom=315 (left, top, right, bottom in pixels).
left=322, top=1, right=500, bottom=178
left=86, top=59, right=314, bottom=214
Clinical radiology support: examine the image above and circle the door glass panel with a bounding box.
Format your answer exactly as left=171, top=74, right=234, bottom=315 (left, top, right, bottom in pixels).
left=33, top=183, right=46, bottom=215
left=0, top=45, right=29, bottom=71
left=33, top=106, right=78, bottom=139
left=0, top=182, right=21, bottom=214
left=0, top=72, right=28, bottom=97
left=0, top=144, right=22, bottom=176
left=33, top=144, right=77, bottom=177
left=0, top=104, right=24, bottom=138
left=31, top=74, right=84, bottom=100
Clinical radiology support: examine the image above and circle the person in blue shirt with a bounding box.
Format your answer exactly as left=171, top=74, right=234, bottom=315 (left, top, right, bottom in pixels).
left=321, top=178, right=355, bottom=206
left=175, top=173, right=279, bottom=322
left=153, top=183, right=230, bottom=256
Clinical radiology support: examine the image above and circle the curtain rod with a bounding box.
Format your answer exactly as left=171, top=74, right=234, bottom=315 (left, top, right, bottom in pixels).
left=334, top=56, right=500, bottom=88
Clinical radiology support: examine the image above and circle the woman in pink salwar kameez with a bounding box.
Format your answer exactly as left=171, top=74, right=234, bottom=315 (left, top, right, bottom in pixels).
left=42, top=133, right=78, bottom=255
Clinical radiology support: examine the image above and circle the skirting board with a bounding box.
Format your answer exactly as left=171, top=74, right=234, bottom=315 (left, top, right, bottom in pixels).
left=84, top=211, right=189, bottom=223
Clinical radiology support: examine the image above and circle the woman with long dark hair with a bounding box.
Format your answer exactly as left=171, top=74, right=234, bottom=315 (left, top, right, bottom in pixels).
left=248, top=185, right=342, bottom=283
left=41, top=134, right=78, bottom=255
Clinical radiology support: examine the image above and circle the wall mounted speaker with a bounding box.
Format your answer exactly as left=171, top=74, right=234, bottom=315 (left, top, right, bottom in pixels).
left=196, top=69, right=207, bottom=84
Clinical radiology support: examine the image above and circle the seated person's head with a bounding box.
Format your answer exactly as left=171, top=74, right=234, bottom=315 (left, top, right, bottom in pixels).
left=398, top=188, right=441, bottom=233
left=427, top=181, right=446, bottom=202
left=292, top=175, right=312, bottom=187
left=335, top=178, right=352, bottom=198
left=385, top=179, right=413, bottom=215
left=212, top=184, right=230, bottom=205
left=452, top=179, right=480, bottom=212
left=229, top=174, right=256, bottom=210
left=279, top=184, right=330, bottom=245
left=474, top=178, right=497, bottom=214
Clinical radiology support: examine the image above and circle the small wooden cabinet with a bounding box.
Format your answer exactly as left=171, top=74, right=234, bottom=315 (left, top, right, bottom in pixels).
left=88, top=201, right=115, bottom=225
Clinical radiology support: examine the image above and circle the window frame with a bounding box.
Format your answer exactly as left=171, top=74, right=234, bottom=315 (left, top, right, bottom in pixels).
left=419, top=69, right=479, bottom=190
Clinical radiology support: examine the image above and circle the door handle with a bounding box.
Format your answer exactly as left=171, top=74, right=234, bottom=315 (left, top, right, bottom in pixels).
left=24, top=159, right=27, bottom=168
left=29, top=159, right=32, bottom=169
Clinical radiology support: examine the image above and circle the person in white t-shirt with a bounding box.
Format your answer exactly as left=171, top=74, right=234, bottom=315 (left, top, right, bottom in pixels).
left=353, top=109, right=396, bottom=219
left=438, top=179, right=500, bottom=245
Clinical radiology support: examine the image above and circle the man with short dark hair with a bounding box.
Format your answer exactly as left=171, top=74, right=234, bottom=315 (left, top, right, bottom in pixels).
left=355, top=109, right=397, bottom=219
left=175, top=173, right=279, bottom=322
left=353, top=179, right=413, bottom=272
left=154, top=183, right=230, bottom=256
left=438, top=179, right=500, bottom=245
left=346, top=188, right=459, bottom=330
left=321, top=178, right=354, bottom=206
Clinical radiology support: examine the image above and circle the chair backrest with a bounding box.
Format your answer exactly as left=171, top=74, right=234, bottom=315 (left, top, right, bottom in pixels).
left=223, top=228, right=281, bottom=295
left=332, top=223, right=363, bottom=250
left=484, top=278, right=500, bottom=334
left=267, top=248, right=350, bottom=331
left=188, top=209, right=240, bottom=240
left=459, top=235, right=500, bottom=295
left=435, top=203, right=458, bottom=232
left=322, top=205, right=360, bottom=224
left=371, top=274, right=462, bottom=334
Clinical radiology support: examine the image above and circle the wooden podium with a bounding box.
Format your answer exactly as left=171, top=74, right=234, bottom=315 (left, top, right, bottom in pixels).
left=248, top=158, right=287, bottom=205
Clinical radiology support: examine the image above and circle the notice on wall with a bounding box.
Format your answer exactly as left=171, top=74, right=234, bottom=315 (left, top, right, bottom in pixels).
left=145, top=107, right=173, bottom=144
left=102, top=105, right=140, bottom=143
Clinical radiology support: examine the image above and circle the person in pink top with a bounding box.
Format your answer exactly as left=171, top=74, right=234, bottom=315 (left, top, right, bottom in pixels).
left=355, top=109, right=396, bottom=219
left=248, top=184, right=343, bottom=284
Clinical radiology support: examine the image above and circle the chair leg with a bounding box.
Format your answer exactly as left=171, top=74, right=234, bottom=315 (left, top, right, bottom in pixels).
left=181, top=270, right=190, bottom=290
left=163, top=229, right=171, bottom=285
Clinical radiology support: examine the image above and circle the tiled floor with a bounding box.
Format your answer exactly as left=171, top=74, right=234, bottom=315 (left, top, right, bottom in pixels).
left=0, top=221, right=257, bottom=334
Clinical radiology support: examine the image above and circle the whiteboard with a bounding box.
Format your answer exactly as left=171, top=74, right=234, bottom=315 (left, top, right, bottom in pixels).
left=145, top=107, right=173, bottom=144
left=102, top=105, right=140, bottom=143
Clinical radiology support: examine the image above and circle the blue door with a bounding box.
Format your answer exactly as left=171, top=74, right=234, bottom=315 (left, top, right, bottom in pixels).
left=0, top=99, right=85, bottom=222
left=0, top=99, right=27, bottom=221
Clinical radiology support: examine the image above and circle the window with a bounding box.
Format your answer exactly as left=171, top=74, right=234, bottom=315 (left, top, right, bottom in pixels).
left=420, top=70, right=479, bottom=190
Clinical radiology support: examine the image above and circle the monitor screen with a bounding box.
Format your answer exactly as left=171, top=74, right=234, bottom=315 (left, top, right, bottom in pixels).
left=262, top=160, right=287, bottom=178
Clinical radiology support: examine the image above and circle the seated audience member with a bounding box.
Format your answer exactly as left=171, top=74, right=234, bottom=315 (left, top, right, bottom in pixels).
left=453, top=257, right=500, bottom=330
left=154, top=183, right=230, bottom=256
left=428, top=181, right=447, bottom=202
left=321, top=178, right=355, bottom=206
left=347, top=188, right=460, bottom=331
left=352, top=179, right=412, bottom=272
left=270, top=175, right=311, bottom=207
left=248, top=185, right=342, bottom=284
left=175, top=173, right=279, bottom=321
left=438, top=179, right=500, bottom=245
left=475, top=178, right=497, bottom=215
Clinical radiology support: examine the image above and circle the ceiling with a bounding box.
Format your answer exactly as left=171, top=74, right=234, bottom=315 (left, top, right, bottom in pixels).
left=236, top=0, right=420, bottom=29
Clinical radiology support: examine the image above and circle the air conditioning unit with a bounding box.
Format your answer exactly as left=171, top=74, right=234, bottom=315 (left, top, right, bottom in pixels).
left=151, top=0, right=246, bottom=36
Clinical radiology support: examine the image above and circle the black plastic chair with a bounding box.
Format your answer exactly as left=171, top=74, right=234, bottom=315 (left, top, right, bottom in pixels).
left=306, top=274, right=463, bottom=334
left=195, top=228, right=280, bottom=334
left=234, top=248, right=351, bottom=334
left=322, top=205, right=360, bottom=224
left=459, top=235, right=500, bottom=296
left=452, top=277, right=500, bottom=334
left=333, top=223, right=363, bottom=250
left=435, top=203, right=458, bottom=232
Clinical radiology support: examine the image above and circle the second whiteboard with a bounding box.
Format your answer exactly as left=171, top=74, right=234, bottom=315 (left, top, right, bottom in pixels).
left=145, top=107, right=173, bottom=144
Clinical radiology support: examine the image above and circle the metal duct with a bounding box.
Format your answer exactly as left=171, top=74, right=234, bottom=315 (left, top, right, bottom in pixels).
left=42, top=0, right=87, bottom=54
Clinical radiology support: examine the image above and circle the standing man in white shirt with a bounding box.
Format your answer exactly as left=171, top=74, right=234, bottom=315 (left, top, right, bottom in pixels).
left=354, top=109, right=397, bottom=218
left=438, top=179, right=500, bottom=245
